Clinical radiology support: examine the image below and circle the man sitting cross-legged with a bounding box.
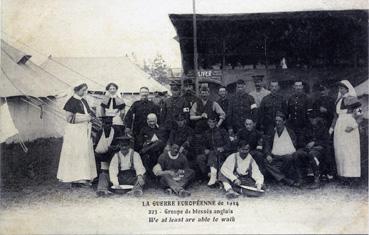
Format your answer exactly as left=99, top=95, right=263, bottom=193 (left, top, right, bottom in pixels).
left=153, top=144, right=195, bottom=198
left=220, top=141, right=264, bottom=199
left=109, top=136, right=146, bottom=197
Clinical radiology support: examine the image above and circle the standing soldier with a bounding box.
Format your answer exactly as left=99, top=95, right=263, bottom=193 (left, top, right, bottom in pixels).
left=287, top=81, right=311, bottom=148
left=161, top=80, right=190, bottom=139
left=257, top=81, right=287, bottom=134
left=182, top=78, right=201, bottom=108
left=216, top=87, right=230, bottom=130
left=249, top=75, right=270, bottom=108
left=227, top=79, right=257, bottom=136
left=312, top=84, right=335, bottom=127
left=181, top=78, right=201, bottom=128
left=124, top=87, right=160, bottom=143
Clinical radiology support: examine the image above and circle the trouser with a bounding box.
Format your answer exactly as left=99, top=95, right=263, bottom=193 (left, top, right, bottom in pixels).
left=264, top=151, right=302, bottom=182
left=250, top=150, right=266, bottom=175
left=97, top=169, right=144, bottom=193
left=196, top=151, right=227, bottom=178
left=295, top=146, right=325, bottom=180
left=141, top=151, right=161, bottom=178
left=219, top=174, right=258, bottom=195
left=95, top=151, right=115, bottom=175
left=292, top=127, right=305, bottom=149
left=159, top=169, right=195, bottom=194
left=321, top=143, right=336, bottom=176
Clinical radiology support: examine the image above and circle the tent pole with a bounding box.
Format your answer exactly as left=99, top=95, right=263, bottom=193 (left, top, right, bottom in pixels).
left=193, top=0, right=199, bottom=96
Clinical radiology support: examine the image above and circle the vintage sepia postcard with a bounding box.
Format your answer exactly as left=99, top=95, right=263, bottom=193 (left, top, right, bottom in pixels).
left=0, top=0, right=368, bottom=234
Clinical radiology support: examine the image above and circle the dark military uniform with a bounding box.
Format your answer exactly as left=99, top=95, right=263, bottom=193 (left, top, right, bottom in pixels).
left=227, top=93, right=257, bottom=134
left=182, top=92, right=201, bottom=109
left=124, top=99, right=160, bottom=140
left=161, top=96, right=190, bottom=140
left=236, top=128, right=265, bottom=172
left=136, top=124, right=165, bottom=178
left=287, top=93, right=311, bottom=148
left=299, top=117, right=333, bottom=177
left=312, top=95, right=335, bottom=127
left=196, top=127, right=231, bottom=178
left=168, top=125, right=193, bottom=150
left=257, top=93, right=287, bottom=134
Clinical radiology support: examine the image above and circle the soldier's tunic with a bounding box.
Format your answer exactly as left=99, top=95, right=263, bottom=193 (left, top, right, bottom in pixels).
left=168, top=125, right=193, bottom=150
left=227, top=93, right=257, bottom=134
left=136, top=124, right=165, bottom=177
left=258, top=93, right=287, bottom=133
left=196, top=127, right=231, bottom=176
left=236, top=128, right=265, bottom=171
left=182, top=92, right=201, bottom=108
left=124, top=99, right=160, bottom=139
left=287, top=93, right=311, bottom=148
left=161, top=96, right=190, bottom=140
left=312, top=95, right=335, bottom=127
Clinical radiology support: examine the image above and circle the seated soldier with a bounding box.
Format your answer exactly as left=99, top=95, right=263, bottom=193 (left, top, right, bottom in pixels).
left=153, top=144, right=195, bottom=197
left=220, top=141, right=264, bottom=199
left=94, top=116, right=118, bottom=196
left=295, top=109, right=330, bottom=189
left=187, top=126, right=206, bottom=181
left=137, top=113, right=165, bottom=179
left=264, top=111, right=304, bottom=187
left=166, top=114, right=193, bottom=156
left=109, top=136, right=146, bottom=197
left=236, top=118, right=265, bottom=173
left=197, top=114, right=231, bottom=187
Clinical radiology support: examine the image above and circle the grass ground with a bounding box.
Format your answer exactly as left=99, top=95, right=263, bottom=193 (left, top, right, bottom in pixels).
left=0, top=137, right=368, bottom=234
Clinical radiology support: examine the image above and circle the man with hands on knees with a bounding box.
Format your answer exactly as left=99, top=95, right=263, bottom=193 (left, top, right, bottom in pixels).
left=220, top=141, right=264, bottom=199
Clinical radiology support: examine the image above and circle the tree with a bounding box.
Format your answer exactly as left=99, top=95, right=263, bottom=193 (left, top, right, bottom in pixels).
left=145, top=54, right=171, bottom=85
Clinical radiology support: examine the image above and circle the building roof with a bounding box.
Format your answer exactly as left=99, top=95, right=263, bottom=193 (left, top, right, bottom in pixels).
left=40, top=56, right=169, bottom=93
left=170, top=10, right=368, bottom=74
left=1, top=40, right=70, bottom=97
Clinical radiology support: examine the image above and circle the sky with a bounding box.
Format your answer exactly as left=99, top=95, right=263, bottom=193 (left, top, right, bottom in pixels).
left=2, top=0, right=367, bottom=68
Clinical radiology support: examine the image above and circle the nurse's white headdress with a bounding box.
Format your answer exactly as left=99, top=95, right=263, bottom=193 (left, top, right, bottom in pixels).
left=338, top=80, right=357, bottom=97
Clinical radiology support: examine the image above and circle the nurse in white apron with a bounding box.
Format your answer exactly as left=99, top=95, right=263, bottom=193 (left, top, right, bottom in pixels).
left=330, top=80, right=362, bottom=182
left=57, top=83, right=97, bottom=186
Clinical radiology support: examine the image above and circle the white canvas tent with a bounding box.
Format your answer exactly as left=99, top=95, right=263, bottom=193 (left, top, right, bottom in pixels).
left=40, top=56, right=170, bottom=109
left=1, top=40, right=69, bottom=143
left=41, top=56, right=169, bottom=93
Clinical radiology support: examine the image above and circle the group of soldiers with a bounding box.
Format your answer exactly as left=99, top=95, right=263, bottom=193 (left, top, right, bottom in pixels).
left=93, top=75, right=336, bottom=199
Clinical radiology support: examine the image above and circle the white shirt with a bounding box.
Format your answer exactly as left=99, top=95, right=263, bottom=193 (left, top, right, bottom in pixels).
left=250, top=88, right=271, bottom=107
left=105, top=95, right=124, bottom=125
left=221, top=152, right=264, bottom=186
left=95, top=129, right=114, bottom=154
left=271, top=128, right=296, bottom=155
left=109, top=149, right=146, bottom=185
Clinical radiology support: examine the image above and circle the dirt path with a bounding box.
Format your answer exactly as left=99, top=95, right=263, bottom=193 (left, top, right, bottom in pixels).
left=0, top=181, right=367, bottom=234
